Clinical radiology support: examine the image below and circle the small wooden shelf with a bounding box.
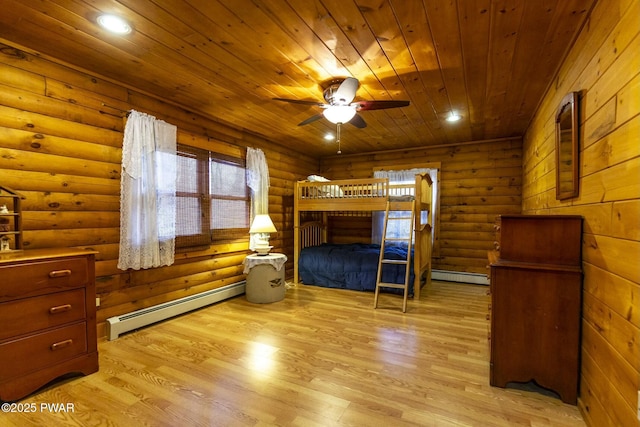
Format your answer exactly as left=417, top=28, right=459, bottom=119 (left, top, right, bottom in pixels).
left=0, top=186, right=25, bottom=252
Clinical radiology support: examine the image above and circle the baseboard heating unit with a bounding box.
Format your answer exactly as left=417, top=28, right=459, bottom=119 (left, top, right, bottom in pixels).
left=431, top=270, right=489, bottom=285
left=106, top=281, right=245, bottom=340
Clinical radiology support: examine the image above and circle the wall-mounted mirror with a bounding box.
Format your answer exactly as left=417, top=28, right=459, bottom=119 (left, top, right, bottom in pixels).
left=555, top=92, right=579, bottom=200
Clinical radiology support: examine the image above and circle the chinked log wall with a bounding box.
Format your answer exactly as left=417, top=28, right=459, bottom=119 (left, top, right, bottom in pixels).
left=320, top=137, right=523, bottom=275
left=522, top=1, right=639, bottom=426
left=0, top=42, right=317, bottom=338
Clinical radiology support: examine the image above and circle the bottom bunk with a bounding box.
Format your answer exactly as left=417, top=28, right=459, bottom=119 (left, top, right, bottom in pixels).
left=294, top=216, right=432, bottom=299
left=298, top=242, right=416, bottom=295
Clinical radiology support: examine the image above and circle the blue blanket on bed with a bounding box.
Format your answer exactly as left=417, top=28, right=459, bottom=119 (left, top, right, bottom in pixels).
left=299, top=243, right=414, bottom=295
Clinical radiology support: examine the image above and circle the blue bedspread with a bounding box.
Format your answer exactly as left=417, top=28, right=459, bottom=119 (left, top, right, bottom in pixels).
left=299, top=243, right=414, bottom=295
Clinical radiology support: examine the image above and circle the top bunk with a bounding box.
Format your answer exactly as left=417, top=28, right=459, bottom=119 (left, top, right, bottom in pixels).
left=294, top=174, right=433, bottom=212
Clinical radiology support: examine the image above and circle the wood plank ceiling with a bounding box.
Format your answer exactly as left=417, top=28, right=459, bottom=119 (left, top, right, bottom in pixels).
left=0, top=0, right=595, bottom=157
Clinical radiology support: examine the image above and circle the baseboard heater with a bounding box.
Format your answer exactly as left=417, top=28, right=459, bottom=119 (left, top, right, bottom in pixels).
left=106, top=281, right=245, bottom=340
left=431, top=269, right=489, bottom=285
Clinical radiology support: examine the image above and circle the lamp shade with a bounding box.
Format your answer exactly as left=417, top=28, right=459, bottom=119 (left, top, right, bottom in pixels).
left=250, top=214, right=277, bottom=233
left=323, top=105, right=356, bottom=124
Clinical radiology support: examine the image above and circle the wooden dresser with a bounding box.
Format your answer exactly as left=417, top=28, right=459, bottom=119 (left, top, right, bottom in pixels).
left=488, top=215, right=582, bottom=404
left=0, top=248, right=99, bottom=401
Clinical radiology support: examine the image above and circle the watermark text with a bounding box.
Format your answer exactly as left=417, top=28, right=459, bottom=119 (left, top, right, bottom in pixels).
left=1, top=402, right=75, bottom=413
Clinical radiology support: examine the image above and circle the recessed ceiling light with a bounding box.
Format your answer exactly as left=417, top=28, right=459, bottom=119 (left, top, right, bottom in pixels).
left=97, top=14, right=132, bottom=35
left=324, top=133, right=335, bottom=141
left=446, top=112, right=461, bottom=122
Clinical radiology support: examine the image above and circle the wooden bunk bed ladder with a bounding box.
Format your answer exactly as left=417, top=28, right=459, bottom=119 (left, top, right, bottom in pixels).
left=373, top=200, right=415, bottom=313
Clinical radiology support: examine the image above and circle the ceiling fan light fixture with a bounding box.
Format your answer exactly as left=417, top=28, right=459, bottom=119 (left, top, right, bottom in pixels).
left=323, top=105, right=356, bottom=124
left=97, top=14, right=133, bottom=35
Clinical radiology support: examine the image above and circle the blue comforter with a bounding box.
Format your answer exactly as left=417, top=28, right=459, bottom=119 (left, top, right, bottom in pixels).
left=299, top=243, right=414, bottom=295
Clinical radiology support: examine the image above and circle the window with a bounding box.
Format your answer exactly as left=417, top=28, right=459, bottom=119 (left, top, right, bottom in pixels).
left=174, top=145, right=249, bottom=249
left=175, top=145, right=210, bottom=248
left=209, top=155, right=249, bottom=240
left=373, top=165, right=440, bottom=257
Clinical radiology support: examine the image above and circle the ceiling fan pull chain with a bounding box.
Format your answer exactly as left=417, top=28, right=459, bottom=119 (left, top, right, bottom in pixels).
left=336, top=123, right=342, bottom=154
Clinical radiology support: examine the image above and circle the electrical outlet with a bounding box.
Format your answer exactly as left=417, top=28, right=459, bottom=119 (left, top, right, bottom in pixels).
left=96, top=297, right=100, bottom=307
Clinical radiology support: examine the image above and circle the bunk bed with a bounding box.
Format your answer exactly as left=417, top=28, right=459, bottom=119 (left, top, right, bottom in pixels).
left=293, top=174, right=433, bottom=300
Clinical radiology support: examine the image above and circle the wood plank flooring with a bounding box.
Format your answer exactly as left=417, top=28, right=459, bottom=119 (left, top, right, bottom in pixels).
left=2, top=281, right=586, bottom=426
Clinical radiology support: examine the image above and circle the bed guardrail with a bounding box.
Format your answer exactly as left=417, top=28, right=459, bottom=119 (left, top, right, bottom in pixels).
left=296, top=178, right=389, bottom=199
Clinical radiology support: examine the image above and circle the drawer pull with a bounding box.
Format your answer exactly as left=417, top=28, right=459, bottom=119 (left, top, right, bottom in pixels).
left=50, top=339, right=73, bottom=351
left=49, top=304, right=72, bottom=314
left=49, top=269, right=72, bottom=278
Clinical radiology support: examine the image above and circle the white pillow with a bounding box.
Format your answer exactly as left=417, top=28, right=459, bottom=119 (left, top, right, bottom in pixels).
left=307, top=175, right=330, bottom=182
left=305, top=175, right=343, bottom=197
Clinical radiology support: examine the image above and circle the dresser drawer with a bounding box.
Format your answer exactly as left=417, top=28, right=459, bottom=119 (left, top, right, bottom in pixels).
left=0, top=322, right=88, bottom=380
left=0, top=257, right=89, bottom=301
left=0, top=289, right=86, bottom=341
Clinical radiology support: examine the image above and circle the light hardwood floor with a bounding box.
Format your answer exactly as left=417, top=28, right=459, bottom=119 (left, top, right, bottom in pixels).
left=3, top=281, right=586, bottom=426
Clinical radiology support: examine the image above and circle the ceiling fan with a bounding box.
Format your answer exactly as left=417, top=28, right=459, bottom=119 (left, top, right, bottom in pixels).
left=273, top=77, right=410, bottom=128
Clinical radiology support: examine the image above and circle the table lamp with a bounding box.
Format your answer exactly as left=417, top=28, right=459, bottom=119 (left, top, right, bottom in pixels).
left=250, top=214, right=277, bottom=255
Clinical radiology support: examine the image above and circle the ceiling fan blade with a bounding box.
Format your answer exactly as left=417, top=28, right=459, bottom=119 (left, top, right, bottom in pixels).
left=333, top=77, right=359, bottom=104
left=297, top=114, right=324, bottom=126
left=273, top=97, right=326, bottom=107
left=349, top=114, right=367, bottom=128
left=354, top=100, right=410, bottom=111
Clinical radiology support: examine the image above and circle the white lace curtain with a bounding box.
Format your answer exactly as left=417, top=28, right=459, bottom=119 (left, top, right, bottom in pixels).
left=118, top=110, right=177, bottom=270
left=372, top=168, right=437, bottom=244
left=246, top=147, right=270, bottom=250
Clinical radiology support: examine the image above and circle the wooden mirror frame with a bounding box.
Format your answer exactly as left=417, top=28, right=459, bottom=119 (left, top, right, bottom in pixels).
left=555, top=92, right=579, bottom=200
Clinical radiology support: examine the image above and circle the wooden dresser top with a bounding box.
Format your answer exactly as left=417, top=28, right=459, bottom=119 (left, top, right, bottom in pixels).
left=0, top=248, right=98, bottom=265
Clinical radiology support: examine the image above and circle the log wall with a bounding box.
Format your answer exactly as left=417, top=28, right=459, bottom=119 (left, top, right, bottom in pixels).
left=320, top=137, right=523, bottom=275
left=0, top=42, right=317, bottom=338
left=521, top=0, right=639, bottom=425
